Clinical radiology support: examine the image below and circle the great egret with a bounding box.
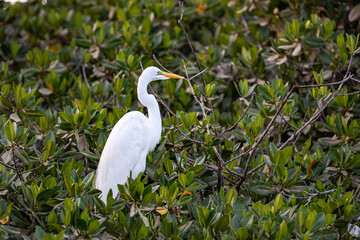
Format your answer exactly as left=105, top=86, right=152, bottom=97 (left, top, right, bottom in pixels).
left=95, top=66, right=183, bottom=202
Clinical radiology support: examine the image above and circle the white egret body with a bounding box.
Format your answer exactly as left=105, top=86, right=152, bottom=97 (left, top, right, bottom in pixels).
left=95, top=67, right=183, bottom=202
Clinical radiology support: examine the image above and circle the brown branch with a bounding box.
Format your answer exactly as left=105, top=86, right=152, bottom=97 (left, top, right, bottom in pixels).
left=12, top=146, right=24, bottom=182
left=353, top=183, right=360, bottom=200
left=247, top=162, right=265, bottom=175
left=279, top=110, right=299, bottom=130
left=0, top=150, right=16, bottom=170
left=225, top=148, right=252, bottom=164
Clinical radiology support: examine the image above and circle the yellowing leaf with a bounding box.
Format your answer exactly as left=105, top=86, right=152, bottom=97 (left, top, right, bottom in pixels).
left=308, top=160, right=317, bottom=174
left=49, top=83, right=54, bottom=93
left=180, top=191, right=192, bottom=198
left=156, top=207, right=168, bottom=215
left=197, top=6, right=206, bottom=13
left=50, top=44, right=56, bottom=53
left=0, top=216, right=9, bottom=224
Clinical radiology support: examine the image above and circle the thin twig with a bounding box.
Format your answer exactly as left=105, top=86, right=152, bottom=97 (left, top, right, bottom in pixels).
left=170, top=126, right=207, bottom=145
left=82, top=64, right=91, bottom=90
left=247, top=162, right=265, bottom=175
left=182, top=60, right=211, bottom=114
left=152, top=54, right=173, bottom=73
left=225, top=148, right=252, bottom=164
left=150, top=86, right=175, bottom=116
left=0, top=157, right=16, bottom=170
left=279, top=111, right=299, bottom=130
left=177, top=1, right=206, bottom=86
left=303, top=189, right=337, bottom=206
left=220, top=92, right=255, bottom=136
left=353, top=184, right=360, bottom=200
left=12, top=146, right=24, bottom=182
left=188, top=68, right=208, bottom=81
left=177, top=1, right=218, bottom=138
left=335, top=90, right=360, bottom=96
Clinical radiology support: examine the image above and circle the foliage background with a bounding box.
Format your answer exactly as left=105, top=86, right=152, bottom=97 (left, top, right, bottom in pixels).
left=0, top=0, right=360, bottom=239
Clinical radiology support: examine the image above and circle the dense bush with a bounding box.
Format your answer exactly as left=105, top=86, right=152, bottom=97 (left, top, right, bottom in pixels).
left=0, top=0, right=360, bottom=239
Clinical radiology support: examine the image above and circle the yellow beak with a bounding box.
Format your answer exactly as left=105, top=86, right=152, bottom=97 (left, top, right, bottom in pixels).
left=160, top=71, right=183, bottom=79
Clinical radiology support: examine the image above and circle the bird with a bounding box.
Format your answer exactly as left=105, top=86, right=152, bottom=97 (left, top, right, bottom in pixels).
left=95, top=66, right=183, bottom=202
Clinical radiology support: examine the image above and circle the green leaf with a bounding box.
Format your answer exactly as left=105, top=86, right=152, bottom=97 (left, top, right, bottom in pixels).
left=185, top=171, right=194, bottom=185
left=305, top=211, right=317, bottom=230
left=35, top=226, right=46, bottom=240
left=311, top=229, right=337, bottom=240
left=64, top=210, right=71, bottom=226
left=37, top=187, right=60, bottom=201
left=46, top=140, right=55, bottom=157
left=277, top=220, right=288, bottom=240
left=205, top=83, right=216, bottom=96
left=88, top=219, right=100, bottom=233
left=274, top=194, right=283, bottom=212
left=5, top=121, right=15, bottom=142
left=47, top=211, right=57, bottom=225
left=344, top=204, right=355, bottom=219
left=59, top=112, right=73, bottom=124
left=179, top=112, right=188, bottom=129
left=179, top=173, right=186, bottom=188
left=81, top=151, right=100, bottom=160
left=194, top=156, right=205, bottom=166
left=27, top=110, right=45, bottom=117
left=1, top=225, right=20, bottom=235
left=346, top=34, right=358, bottom=53
left=215, top=215, right=230, bottom=232
left=102, top=38, right=122, bottom=50
left=251, top=185, right=277, bottom=196
left=235, top=227, right=248, bottom=240
left=337, top=34, right=345, bottom=48
left=74, top=39, right=92, bottom=48
left=185, top=182, right=201, bottom=192
left=303, top=38, right=326, bottom=47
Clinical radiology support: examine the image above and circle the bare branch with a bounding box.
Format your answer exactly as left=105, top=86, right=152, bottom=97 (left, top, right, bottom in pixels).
left=150, top=86, right=175, bottom=116
left=152, top=54, right=173, bottom=73
left=335, top=90, right=360, bottom=96
left=177, top=0, right=205, bottom=86
left=188, top=68, right=208, bottom=81
left=82, top=64, right=91, bottom=90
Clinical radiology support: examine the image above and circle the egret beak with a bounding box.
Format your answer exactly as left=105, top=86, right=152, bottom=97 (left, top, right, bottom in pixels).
left=160, top=71, right=183, bottom=79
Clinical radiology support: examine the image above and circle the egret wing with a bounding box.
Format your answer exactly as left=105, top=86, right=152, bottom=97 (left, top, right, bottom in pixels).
left=95, top=112, right=149, bottom=200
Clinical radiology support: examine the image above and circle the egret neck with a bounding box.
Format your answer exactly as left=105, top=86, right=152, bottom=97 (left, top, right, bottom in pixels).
left=137, top=76, right=162, bottom=150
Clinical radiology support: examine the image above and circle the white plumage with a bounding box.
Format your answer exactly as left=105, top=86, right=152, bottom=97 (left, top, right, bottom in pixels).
left=95, top=66, right=183, bottom=202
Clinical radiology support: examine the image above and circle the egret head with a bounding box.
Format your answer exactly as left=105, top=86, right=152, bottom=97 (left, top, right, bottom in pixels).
left=141, top=66, right=183, bottom=83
